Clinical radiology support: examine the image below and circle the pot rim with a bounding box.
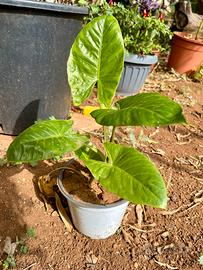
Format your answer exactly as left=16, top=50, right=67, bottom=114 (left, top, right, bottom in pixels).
left=57, top=169, right=128, bottom=209
left=0, top=0, right=88, bottom=15
left=124, top=53, right=158, bottom=65
left=173, top=32, right=203, bottom=46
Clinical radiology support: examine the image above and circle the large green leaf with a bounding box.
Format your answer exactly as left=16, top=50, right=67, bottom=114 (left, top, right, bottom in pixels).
left=84, top=142, right=167, bottom=208
left=7, top=120, right=89, bottom=164
left=75, top=143, right=105, bottom=162
left=67, top=15, right=124, bottom=108
left=91, top=93, right=186, bottom=126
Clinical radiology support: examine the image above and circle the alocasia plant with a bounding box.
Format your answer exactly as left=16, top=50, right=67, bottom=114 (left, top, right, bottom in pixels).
left=7, top=15, right=186, bottom=208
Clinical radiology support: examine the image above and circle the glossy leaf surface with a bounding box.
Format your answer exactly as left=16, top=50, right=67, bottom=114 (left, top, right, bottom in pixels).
left=91, top=93, right=186, bottom=126
left=75, top=143, right=105, bottom=162
left=84, top=142, right=167, bottom=208
left=67, top=15, right=124, bottom=108
left=7, top=120, right=88, bottom=163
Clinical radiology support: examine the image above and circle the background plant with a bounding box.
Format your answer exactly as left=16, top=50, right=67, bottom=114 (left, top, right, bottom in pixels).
left=188, top=64, right=203, bottom=82
left=86, top=1, right=173, bottom=54
left=199, top=253, right=203, bottom=265
left=2, top=228, right=36, bottom=270
left=132, top=0, right=159, bottom=15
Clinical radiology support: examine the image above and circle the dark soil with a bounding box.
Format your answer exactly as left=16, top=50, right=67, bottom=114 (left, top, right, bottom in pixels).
left=0, top=66, right=203, bottom=270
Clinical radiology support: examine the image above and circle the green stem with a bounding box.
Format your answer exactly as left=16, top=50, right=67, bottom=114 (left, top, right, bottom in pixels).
left=103, top=126, right=110, bottom=162
left=195, top=19, right=203, bottom=40
left=103, top=126, right=110, bottom=143
left=110, top=126, right=116, bottom=143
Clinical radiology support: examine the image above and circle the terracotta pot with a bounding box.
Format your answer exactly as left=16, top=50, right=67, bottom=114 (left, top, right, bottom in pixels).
left=167, top=32, right=203, bottom=74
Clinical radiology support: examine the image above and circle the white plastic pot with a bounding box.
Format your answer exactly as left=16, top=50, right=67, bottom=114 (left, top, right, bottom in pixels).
left=57, top=171, right=128, bottom=239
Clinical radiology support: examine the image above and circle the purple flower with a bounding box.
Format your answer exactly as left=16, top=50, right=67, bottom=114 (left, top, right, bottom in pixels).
left=135, top=0, right=160, bottom=14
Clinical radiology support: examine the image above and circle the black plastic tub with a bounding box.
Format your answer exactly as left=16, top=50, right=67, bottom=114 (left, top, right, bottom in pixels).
left=0, top=0, right=88, bottom=135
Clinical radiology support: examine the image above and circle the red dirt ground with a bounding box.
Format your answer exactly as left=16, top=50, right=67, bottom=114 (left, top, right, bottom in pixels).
left=0, top=67, right=202, bottom=270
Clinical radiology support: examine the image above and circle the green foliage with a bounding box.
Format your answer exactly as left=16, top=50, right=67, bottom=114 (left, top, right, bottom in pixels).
left=68, top=15, right=124, bottom=108
left=75, top=143, right=105, bottom=162
left=26, top=227, right=36, bottom=238
left=87, top=2, right=173, bottom=55
left=0, top=158, right=7, bottom=166
left=199, top=253, right=203, bottom=265
left=190, top=0, right=198, bottom=12
left=195, top=19, right=203, bottom=40
left=189, top=65, right=203, bottom=82
left=84, top=142, right=167, bottom=208
left=19, top=245, right=29, bottom=254
left=3, top=255, right=16, bottom=269
left=77, top=0, right=89, bottom=6
left=6, top=15, right=186, bottom=209
left=2, top=228, right=36, bottom=269
left=91, top=93, right=186, bottom=126
left=7, top=119, right=88, bottom=164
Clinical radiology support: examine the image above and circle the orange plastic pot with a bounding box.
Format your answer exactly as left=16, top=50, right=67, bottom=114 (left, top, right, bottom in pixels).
left=167, top=32, right=203, bottom=74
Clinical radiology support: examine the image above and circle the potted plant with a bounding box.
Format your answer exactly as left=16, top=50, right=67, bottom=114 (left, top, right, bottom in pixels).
left=6, top=15, right=186, bottom=239
left=0, top=0, right=88, bottom=135
left=168, top=19, right=203, bottom=74
left=86, top=1, right=173, bottom=95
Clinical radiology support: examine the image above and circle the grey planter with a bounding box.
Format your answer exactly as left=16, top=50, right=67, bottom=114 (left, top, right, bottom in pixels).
left=0, top=0, right=88, bottom=135
left=117, top=54, right=158, bottom=96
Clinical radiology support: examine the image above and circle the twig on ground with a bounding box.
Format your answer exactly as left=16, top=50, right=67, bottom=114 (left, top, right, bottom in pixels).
left=142, top=222, right=156, bottom=227
left=154, top=259, right=178, bottom=269
left=23, top=262, right=37, bottom=270
left=48, top=264, right=55, bottom=270
left=176, top=132, right=191, bottom=141
left=176, top=140, right=192, bottom=145
left=150, top=147, right=165, bottom=156
left=175, top=132, right=192, bottom=144
left=161, top=205, right=184, bottom=215
left=181, top=201, right=202, bottom=213
left=121, top=229, right=134, bottom=245
left=149, top=128, right=159, bottom=138
left=135, top=205, right=143, bottom=228
left=55, top=192, right=73, bottom=232
left=197, top=178, right=203, bottom=184
left=162, top=190, right=203, bottom=215
left=126, top=224, right=155, bottom=233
